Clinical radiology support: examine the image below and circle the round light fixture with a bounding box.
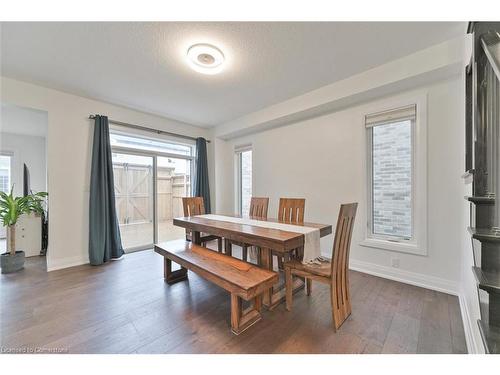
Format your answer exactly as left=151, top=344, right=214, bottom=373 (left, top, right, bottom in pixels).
left=186, top=43, right=225, bottom=75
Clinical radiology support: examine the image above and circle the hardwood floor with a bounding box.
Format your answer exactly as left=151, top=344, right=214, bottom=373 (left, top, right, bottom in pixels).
left=0, top=246, right=467, bottom=354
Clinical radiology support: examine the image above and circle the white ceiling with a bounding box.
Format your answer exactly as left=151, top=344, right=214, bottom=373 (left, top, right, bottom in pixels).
left=1, top=102, right=48, bottom=137
left=0, top=22, right=466, bottom=127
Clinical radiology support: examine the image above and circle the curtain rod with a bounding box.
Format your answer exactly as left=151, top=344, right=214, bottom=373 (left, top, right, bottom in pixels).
left=88, top=115, right=210, bottom=143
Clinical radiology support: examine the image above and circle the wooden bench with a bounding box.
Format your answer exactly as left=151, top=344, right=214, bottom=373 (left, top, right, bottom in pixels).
left=154, top=239, right=279, bottom=335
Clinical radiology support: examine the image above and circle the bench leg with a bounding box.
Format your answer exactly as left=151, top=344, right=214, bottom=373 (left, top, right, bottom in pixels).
left=164, top=258, right=188, bottom=284
left=230, top=294, right=263, bottom=335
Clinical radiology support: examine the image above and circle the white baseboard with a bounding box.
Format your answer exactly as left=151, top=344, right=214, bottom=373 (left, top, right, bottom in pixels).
left=47, top=255, right=89, bottom=272
left=349, top=259, right=460, bottom=295
left=457, top=293, right=483, bottom=354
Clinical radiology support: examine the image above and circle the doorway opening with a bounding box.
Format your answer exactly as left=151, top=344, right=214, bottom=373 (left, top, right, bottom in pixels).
left=0, top=102, right=48, bottom=273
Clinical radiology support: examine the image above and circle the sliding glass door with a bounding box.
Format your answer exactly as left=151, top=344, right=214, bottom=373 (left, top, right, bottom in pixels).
left=157, top=156, right=192, bottom=243
left=110, top=131, right=194, bottom=252
left=112, top=152, right=154, bottom=251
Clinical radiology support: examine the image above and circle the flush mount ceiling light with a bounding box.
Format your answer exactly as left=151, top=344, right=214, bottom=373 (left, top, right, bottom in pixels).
left=186, top=43, right=225, bottom=75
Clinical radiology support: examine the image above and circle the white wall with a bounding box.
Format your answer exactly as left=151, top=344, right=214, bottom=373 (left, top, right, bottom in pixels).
left=0, top=77, right=213, bottom=271
left=215, top=77, right=464, bottom=290
left=0, top=132, right=47, bottom=196
left=213, top=136, right=235, bottom=215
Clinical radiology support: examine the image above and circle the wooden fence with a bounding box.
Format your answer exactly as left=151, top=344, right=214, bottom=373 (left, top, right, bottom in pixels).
left=113, top=162, right=191, bottom=226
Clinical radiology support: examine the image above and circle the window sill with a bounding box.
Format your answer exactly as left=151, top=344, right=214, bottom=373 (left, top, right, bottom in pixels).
left=359, top=238, right=427, bottom=256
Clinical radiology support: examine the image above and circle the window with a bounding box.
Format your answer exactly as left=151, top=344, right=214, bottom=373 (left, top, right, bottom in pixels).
left=235, top=146, right=252, bottom=216
left=0, top=154, right=11, bottom=193
left=0, top=154, right=11, bottom=239
left=362, top=100, right=427, bottom=255
left=110, top=132, right=193, bottom=157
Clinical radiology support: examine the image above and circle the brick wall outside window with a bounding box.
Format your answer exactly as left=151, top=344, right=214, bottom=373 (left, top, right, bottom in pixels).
left=372, top=120, right=412, bottom=238
left=240, top=150, right=252, bottom=216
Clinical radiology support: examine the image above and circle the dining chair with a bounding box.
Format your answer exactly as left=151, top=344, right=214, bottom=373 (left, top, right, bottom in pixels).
left=248, top=197, right=269, bottom=220
left=284, top=202, right=358, bottom=331
left=278, top=198, right=305, bottom=223
left=243, top=197, right=269, bottom=261
left=182, top=197, right=223, bottom=252
left=226, top=197, right=269, bottom=262
left=275, top=198, right=306, bottom=268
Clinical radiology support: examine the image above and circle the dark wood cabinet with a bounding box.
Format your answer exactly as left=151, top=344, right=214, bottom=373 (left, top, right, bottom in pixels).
left=466, top=22, right=500, bottom=354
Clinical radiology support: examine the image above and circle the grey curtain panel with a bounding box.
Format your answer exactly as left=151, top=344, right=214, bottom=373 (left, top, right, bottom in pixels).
left=193, top=137, right=211, bottom=213
left=89, top=115, right=124, bottom=265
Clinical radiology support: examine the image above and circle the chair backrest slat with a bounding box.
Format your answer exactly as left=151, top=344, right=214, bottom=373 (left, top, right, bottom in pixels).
left=248, top=197, right=269, bottom=219
left=182, top=197, right=205, bottom=217
left=330, top=203, right=358, bottom=289
left=278, top=198, right=305, bottom=223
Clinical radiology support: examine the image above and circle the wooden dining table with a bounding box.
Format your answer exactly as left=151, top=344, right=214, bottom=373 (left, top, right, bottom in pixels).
left=173, top=214, right=332, bottom=309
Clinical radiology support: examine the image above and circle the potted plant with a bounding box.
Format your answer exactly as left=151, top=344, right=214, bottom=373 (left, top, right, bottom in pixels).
left=0, top=187, right=48, bottom=274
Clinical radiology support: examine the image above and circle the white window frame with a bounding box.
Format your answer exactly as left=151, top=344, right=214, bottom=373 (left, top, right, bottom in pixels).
left=360, top=93, right=428, bottom=256
left=234, top=144, right=252, bottom=215
left=109, top=126, right=196, bottom=157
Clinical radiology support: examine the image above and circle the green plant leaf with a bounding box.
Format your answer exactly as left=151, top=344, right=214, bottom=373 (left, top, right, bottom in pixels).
left=0, top=186, right=48, bottom=227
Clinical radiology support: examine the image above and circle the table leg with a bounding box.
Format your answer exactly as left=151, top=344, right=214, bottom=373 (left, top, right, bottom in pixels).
left=224, top=239, right=232, bottom=256
left=268, top=278, right=305, bottom=310
left=259, top=248, right=305, bottom=310
left=259, top=247, right=273, bottom=307
left=192, top=231, right=201, bottom=245
left=295, top=246, right=304, bottom=260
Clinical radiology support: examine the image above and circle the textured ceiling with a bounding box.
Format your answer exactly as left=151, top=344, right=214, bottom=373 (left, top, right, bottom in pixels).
left=0, top=22, right=466, bottom=127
